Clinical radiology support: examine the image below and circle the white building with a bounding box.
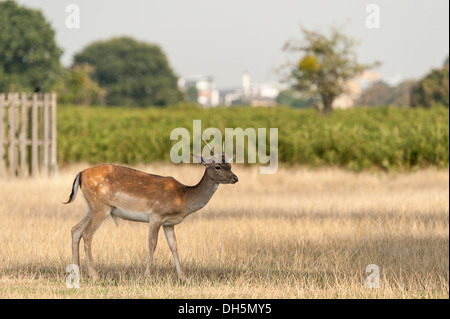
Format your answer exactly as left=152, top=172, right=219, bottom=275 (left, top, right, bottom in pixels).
left=178, top=75, right=220, bottom=107
left=223, top=72, right=284, bottom=107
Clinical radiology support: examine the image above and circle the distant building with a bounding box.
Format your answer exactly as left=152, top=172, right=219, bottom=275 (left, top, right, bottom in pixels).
left=332, top=71, right=381, bottom=109
left=178, top=75, right=220, bottom=107
left=223, top=72, right=283, bottom=107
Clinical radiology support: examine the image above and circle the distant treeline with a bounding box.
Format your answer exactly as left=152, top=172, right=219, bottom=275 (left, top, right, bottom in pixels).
left=57, top=105, right=449, bottom=171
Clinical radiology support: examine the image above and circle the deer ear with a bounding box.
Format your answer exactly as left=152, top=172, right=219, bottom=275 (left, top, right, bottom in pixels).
left=191, top=153, right=207, bottom=166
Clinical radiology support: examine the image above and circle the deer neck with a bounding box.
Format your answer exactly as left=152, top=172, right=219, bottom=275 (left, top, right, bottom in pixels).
left=185, top=169, right=218, bottom=215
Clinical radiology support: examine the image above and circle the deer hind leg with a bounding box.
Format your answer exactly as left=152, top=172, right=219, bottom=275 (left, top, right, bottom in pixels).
left=145, top=217, right=162, bottom=279
left=81, top=205, right=111, bottom=279
left=71, top=210, right=91, bottom=267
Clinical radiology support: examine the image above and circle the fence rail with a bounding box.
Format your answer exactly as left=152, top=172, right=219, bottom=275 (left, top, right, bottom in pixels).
left=0, top=92, right=57, bottom=178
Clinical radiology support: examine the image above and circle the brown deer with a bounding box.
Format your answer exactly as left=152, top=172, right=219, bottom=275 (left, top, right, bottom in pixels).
left=64, top=151, right=237, bottom=281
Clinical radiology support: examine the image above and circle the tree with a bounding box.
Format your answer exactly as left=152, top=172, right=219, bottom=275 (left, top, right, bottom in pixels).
left=0, top=0, right=63, bottom=92
left=185, top=85, right=199, bottom=103
left=356, top=81, right=391, bottom=106
left=411, top=61, right=449, bottom=108
left=391, top=80, right=419, bottom=107
left=52, top=63, right=106, bottom=106
left=357, top=80, right=417, bottom=107
left=283, top=26, right=379, bottom=114
left=74, top=37, right=183, bottom=107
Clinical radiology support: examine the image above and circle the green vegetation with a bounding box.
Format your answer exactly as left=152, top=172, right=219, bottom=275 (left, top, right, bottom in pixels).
left=57, top=105, right=449, bottom=171
left=283, top=26, right=380, bottom=114
left=357, top=80, right=418, bottom=107
left=276, top=90, right=311, bottom=109
left=0, top=0, right=63, bottom=92
left=52, top=63, right=106, bottom=105
left=411, top=61, right=449, bottom=108
left=0, top=2, right=182, bottom=106
left=74, top=37, right=183, bottom=107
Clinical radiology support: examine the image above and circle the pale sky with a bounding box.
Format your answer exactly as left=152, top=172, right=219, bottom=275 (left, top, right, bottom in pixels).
left=14, top=0, right=450, bottom=89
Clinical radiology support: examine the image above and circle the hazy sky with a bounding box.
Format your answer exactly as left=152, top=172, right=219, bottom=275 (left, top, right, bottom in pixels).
left=15, top=0, right=450, bottom=89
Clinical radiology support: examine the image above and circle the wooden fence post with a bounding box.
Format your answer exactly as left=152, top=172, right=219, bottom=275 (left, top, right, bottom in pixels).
left=43, top=93, right=50, bottom=176
left=20, top=93, right=28, bottom=177
left=0, top=92, right=57, bottom=179
left=8, top=93, right=16, bottom=177
left=50, top=92, right=58, bottom=176
left=31, top=93, right=38, bottom=178
left=0, top=94, right=5, bottom=178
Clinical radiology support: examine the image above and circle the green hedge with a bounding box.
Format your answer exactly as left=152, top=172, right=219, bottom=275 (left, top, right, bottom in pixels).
left=57, top=105, right=449, bottom=171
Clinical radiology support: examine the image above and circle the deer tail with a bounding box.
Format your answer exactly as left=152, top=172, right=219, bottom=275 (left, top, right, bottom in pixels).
left=63, top=172, right=82, bottom=204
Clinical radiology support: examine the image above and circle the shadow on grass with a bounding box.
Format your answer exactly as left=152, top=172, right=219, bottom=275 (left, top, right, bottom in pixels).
left=1, top=233, right=448, bottom=292
left=1, top=261, right=306, bottom=287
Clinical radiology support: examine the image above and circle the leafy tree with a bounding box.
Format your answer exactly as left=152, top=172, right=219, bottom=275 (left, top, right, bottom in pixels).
left=391, top=80, right=419, bottom=107
left=357, top=80, right=417, bottom=107
left=411, top=62, right=449, bottom=108
left=186, top=85, right=198, bottom=103
left=52, top=63, right=106, bottom=105
left=356, top=81, right=391, bottom=106
left=74, top=37, right=183, bottom=106
left=0, top=0, right=63, bottom=92
left=283, top=26, right=379, bottom=114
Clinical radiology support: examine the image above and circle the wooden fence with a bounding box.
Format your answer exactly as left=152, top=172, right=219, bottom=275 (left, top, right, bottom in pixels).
left=0, top=92, right=57, bottom=178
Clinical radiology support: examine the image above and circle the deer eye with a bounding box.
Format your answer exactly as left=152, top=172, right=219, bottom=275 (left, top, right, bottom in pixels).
left=215, top=165, right=221, bottom=170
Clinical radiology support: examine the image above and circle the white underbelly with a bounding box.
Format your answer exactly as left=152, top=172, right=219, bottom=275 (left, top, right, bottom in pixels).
left=111, top=207, right=150, bottom=223
left=162, top=217, right=184, bottom=226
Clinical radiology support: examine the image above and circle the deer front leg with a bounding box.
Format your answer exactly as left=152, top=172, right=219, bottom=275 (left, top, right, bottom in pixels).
left=145, top=218, right=162, bottom=279
left=163, top=225, right=187, bottom=281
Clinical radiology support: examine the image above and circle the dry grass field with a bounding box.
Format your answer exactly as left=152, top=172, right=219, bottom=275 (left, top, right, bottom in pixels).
left=0, top=164, right=448, bottom=298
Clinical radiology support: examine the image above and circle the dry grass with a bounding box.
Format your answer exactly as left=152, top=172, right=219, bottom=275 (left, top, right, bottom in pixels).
left=0, top=164, right=448, bottom=298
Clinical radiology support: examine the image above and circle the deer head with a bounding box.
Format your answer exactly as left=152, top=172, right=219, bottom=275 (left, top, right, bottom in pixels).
left=191, top=140, right=238, bottom=184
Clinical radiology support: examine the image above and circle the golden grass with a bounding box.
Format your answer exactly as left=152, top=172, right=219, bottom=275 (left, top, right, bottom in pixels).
left=0, top=164, right=448, bottom=298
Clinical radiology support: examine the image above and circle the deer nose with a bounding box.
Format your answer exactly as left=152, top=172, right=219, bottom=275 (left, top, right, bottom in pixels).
left=231, top=175, right=238, bottom=183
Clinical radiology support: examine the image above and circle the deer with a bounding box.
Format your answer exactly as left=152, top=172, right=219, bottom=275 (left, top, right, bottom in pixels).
left=64, top=145, right=237, bottom=281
